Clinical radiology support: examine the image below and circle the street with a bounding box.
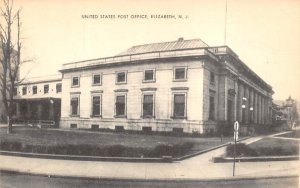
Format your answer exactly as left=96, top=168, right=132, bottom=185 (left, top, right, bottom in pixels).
left=0, top=172, right=298, bottom=188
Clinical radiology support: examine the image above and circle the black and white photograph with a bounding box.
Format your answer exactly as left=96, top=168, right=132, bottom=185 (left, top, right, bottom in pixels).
left=0, top=0, right=299, bottom=187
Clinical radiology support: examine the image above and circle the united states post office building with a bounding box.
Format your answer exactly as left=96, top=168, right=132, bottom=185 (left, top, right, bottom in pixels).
left=59, top=38, right=274, bottom=134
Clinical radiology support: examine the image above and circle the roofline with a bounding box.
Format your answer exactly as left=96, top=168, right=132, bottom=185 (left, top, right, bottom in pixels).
left=62, top=46, right=213, bottom=66
left=60, top=48, right=219, bottom=73
left=208, top=45, right=273, bottom=93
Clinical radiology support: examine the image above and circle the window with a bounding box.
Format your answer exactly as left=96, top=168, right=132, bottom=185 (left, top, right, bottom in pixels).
left=13, top=87, right=17, bottom=96
left=210, top=72, right=215, bottom=84
left=72, top=76, right=80, bottom=87
left=116, top=72, right=126, bottom=84
left=32, top=86, right=37, bottom=94
left=143, top=69, right=155, bottom=82
left=92, top=74, right=102, bottom=85
left=70, top=96, right=80, bottom=116
left=174, top=67, right=187, bottom=81
left=209, top=96, right=215, bottom=120
left=56, top=83, right=62, bottom=93
left=22, top=87, right=27, bottom=95
left=44, top=84, right=49, bottom=94
left=70, top=124, right=77, bottom=128
left=92, top=95, right=101, bottom=116
left=142, top=94, right=154, bottom=117
left=115, top=95, right=126, bottom=116
left=173, top=94, right=186, bottom=118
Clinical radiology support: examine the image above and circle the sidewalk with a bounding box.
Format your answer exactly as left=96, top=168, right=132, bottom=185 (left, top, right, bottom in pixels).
left=0, top=136, right=298, bottom=181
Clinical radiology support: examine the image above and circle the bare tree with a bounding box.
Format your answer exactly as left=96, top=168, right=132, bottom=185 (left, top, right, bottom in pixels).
left=0, top=0, right=22, bottom=133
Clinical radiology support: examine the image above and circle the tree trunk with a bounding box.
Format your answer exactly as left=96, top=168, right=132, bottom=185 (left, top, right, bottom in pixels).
left=7, top=115, right=13, bottom=134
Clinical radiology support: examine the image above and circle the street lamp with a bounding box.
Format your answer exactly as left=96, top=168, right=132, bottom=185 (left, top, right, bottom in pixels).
left=250, top=107, right=254, bottom=123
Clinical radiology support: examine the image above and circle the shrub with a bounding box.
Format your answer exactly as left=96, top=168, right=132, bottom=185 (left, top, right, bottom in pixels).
left=226, top=143, right=258, bottom=157
left=0, top=141, right=22, bottom=151
left=147, top=142, right=194, bottom=157
left=0, top=141, right=194, bottom=158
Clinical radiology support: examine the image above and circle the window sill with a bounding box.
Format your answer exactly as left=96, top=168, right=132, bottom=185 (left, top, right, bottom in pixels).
left=70, top=115, right=80, bottom=117
left=141, top=116, right=155, bottom=119
left=142, top=80, right=156, bottom=83
left=92, top=83, right=102, bottom=86
left=173, top=79, right=187, bottom=82
left=114, top=115, right=127, bottom=118
left=90, top=115, right=102, bottom=118
left=171, top=116, right=187, bottom=120
left=115, top=82, right=127, bottom=85
left=71, top=85, right=80, bottom=88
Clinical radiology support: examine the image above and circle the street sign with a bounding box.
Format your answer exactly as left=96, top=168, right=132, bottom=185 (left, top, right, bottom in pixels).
left=234, top=131, right=238, bottom=141
left=234, top=121, right=239, bottom=131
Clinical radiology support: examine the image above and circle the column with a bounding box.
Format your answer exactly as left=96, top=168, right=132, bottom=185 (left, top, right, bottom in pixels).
left=37, top=103, right=42, bottom=120
left=254, top=92, right=258, bottom=124
left=258, top=95, right=261, bottom=124
left=262, top=97, right=265, bottom=125
left=237, top=83, right=244, bottom=123
left=26, top=101, right=31, bottom=119
left=249, top=89, right=254, bottom=124
left=16, top=102, right=20, bottom=118
left=244, top=86, right=249, bottom=124
left=49, top=100, right=54, bottom=120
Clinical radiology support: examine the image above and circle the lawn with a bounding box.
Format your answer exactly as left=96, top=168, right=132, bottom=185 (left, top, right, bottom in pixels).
left=0, top=126, right=234, bottom=157
left=277, top=130, right=300, bottom=138
left=226, top=137, right=299, bottom=157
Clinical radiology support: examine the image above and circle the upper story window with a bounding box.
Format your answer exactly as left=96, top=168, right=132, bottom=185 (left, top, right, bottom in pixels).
left=44, top=84, right=49, bottom=94
left=32, top=86, right=37, bottom=95
left=71, top=76, right=80, bottom=87
left=56, top=83, right=62, bottom=93
left=22, top=87, right=27, bottom=95
left=13, top=87, right=17, bottom=96
left=92, top=74, right=102, bottom=85
left=143, top=69, right=155, bottom=82
left=210, top=72, right=215, bottom=84
left=116, top=71, right=127, bottom=84
left=174, top=67, right=187, bottom=81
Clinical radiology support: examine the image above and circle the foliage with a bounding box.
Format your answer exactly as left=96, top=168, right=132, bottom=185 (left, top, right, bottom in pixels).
left=0, top=140, right=194, bottom=158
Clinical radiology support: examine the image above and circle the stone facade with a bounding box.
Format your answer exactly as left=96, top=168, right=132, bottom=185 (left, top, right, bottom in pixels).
left=58, top=39, right=273, bottom=134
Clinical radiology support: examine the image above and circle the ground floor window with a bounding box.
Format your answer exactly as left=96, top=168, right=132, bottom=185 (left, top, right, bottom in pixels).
left=70, top=95, right=80, bottom=116
left=92, top=95, right=101, bottom=116
left=115, top=95, right=126, bottom=117
left=173, top=93, right=186, bottom=118
left=209, top=96, right=215, bottom=120
left=142, top=94, right=154, bottom=118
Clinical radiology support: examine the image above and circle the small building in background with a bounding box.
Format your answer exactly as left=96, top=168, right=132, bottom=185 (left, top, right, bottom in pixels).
left=13, top=74, right=62, bottom=127
left=273, top=96, right=299, bottom=129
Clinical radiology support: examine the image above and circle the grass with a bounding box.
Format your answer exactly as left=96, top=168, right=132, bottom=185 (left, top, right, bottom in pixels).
left=276, top=130, right=300, bottom=138
left=0, top=126, right=234, bottom=157
left=226, top=137, right=299, bottom=157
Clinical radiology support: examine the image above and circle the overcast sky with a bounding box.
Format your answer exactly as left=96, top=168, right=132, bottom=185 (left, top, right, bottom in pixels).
left=11, top=0, right=300, bottom=101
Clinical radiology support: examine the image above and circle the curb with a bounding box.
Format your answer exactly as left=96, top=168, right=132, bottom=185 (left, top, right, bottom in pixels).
left=0, top=150, right=171, bottom=163
left=0, top=169, right=298, bottom=183
left=213, top=155, right=299, bottom=163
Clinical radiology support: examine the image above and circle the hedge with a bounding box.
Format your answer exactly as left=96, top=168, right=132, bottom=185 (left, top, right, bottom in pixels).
left=0, top=141, right=194, bottom=158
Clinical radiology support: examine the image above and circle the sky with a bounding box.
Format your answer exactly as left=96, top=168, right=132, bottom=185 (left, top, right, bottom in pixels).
left=8, top=0, right=300, bottom=101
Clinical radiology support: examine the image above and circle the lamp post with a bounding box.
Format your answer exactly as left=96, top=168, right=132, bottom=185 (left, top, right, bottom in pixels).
left=250, top=107, right=254, bottom=123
